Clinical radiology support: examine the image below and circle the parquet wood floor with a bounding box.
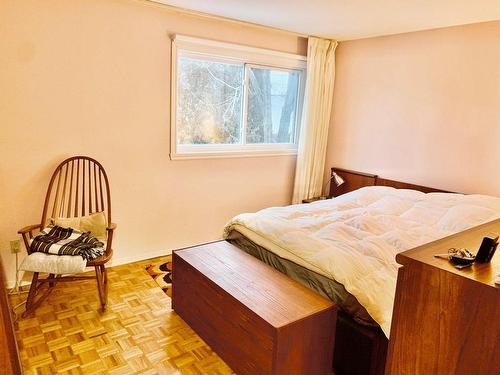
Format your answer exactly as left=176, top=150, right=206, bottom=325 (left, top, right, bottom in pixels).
left=9, top=256, right=235, bottom=375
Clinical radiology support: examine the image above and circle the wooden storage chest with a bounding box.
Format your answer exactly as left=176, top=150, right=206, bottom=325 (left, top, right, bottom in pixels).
left=173, top=241, right=337, bottom=375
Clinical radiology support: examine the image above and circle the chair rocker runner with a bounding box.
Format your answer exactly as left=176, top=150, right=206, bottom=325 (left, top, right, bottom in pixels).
left=18, top=156, right=116, bottom=316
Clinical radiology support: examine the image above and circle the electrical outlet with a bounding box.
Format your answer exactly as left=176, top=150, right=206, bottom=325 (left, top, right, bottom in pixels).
left=10, top=239, right=21, bottom=254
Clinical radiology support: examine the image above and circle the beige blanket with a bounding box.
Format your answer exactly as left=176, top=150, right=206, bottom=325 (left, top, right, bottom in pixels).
left=224, top=186, right=500, bottom=337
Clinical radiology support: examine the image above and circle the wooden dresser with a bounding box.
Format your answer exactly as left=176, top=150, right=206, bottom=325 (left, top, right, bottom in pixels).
left=386, top=219, right=500, bottom=374
left=0, top=257, right=23, bottom=374
left=173, top=241, right=337, bottom=375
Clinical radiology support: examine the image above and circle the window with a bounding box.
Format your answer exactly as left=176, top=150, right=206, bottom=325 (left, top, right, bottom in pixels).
left=171, top=35, right=306, bottom=159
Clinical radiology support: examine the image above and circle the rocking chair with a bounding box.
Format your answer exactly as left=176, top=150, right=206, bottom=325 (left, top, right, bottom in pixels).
left=18, top=156, right=116, bottom=315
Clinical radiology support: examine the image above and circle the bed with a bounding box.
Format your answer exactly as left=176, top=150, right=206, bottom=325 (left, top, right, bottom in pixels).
left=223, top=168, right=500, bottom=374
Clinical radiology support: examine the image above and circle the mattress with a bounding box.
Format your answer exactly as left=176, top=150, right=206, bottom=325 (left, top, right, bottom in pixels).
left=223, top=186, right=500, bottom=337
left=228, top=232, right=378, bottom=327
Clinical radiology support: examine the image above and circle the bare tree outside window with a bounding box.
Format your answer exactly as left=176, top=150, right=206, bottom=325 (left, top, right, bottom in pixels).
left=247, top=68, right=299, bottom=144
left=177, top=57, right=243, bottom=145
left=175, top=52, right=303, bottom=154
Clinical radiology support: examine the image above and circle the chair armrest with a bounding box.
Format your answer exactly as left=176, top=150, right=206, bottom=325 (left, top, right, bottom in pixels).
left=18, top=224, right=41, bottom=234
left=105, top=223, right=117, bottom=253
left=106, top=223, right=117, bottom=231
left=18, top=224, right=41, bottom=254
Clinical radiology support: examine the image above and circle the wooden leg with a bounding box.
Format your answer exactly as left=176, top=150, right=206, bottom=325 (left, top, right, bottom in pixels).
left=48, top=273, right=56, bottom=288
left=95, top=266, right=106, bottom=311
left=23, top=272, right=54, bottom=317
left=25, top=272, right=39, bottom=311
left=100, top=264, right=108, bottom=305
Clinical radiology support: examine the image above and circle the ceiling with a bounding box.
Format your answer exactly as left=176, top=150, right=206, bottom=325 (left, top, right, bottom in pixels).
left=151, top=0, right=500, bottom=40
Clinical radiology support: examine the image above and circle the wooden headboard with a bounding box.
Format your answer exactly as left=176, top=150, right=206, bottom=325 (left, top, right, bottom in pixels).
left=329, top=167, right=453, bottom=197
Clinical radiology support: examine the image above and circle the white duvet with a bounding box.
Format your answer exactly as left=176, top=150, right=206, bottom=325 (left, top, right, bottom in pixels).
left=223, top=186, right=500, bottom=337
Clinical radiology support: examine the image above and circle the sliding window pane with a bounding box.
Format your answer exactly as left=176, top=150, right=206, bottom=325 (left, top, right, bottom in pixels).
left=246, top=67, right=300, bottom=144
left=177, top=56, right=243, bottom=145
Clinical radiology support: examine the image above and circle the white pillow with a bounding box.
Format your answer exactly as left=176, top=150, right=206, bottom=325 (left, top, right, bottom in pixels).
left=53, top=211, right=107, bottom=241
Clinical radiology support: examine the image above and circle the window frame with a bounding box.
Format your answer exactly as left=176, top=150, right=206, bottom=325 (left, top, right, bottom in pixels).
left=170, top=35, right=307, bottom=160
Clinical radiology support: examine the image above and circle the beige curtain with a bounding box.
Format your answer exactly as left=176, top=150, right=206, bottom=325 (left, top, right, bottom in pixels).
left=292, top=37, right=338, bottom=204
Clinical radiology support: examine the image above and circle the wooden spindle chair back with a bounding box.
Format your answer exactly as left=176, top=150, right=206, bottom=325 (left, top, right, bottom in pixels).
left=40, top=156, right=112, bottom=253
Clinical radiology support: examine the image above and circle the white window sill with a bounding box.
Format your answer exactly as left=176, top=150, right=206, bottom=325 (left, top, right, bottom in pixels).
left=170, top=144, right=298, bottom=160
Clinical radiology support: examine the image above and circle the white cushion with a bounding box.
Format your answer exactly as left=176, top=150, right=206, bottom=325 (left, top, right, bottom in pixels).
left=20, top=252, right=87, bottom=274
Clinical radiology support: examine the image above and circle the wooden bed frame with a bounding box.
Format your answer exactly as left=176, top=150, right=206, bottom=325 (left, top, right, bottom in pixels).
left=176, top=167, right=453, bottom=375
left=329, top=167, right=452, bottom=197
left=326, top=167, right=453, bottom=374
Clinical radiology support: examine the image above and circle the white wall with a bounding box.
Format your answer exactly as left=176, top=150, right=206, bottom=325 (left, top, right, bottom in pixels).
left=326, top=20, right=500, bottom=195
left=0, top=0, right=307, bottom=285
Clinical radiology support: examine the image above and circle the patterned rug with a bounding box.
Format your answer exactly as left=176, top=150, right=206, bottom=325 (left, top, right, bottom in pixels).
left=145, top=255, right=173, bottom=297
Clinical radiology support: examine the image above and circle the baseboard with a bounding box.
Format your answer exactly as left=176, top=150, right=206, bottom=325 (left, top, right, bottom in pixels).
left=109, top=249, right=172, bottom=268
left=5, top=280, right=31, bottom=290
left=4, top=249, right=173, bottom=289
